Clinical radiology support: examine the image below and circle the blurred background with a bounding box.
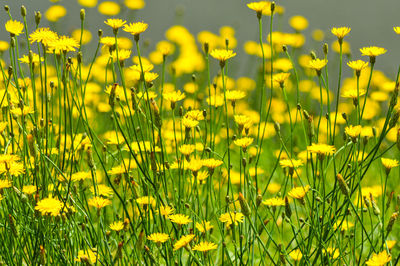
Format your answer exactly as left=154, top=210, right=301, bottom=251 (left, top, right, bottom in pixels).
left=1, top=0, right=400, bottom=77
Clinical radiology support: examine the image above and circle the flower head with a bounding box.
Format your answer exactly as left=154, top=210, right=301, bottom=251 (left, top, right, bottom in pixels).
left=88, top=196, right=111, bottom=209
left=173, top=234, right=195, bottom=251
left=331, top=27, right=351, bottom=41
left=288, top=185, right=310, bottom=203
left=273, top=72, right=291, bottom=88
left=289, top=16, right=308, bottom=31
left=48, top=35, right=80, bottom=53
left=147, top=232, right=169, bottom=244
left=381, top=158, right=399, bottom=175
left=210, top=49, right=236, bottom=66
left=29, top=28, right=58, bottom=46
left=192, top=241, right=218, bottom=252
left=75, top=249, right=97, bottom=264
left=104, top=18, right=126, bottom=30
left=262, top=197, right=285, bottom=207
left=347, top=60, right=369, bottom=76
left=195, top=221, right=214, bottom=233
left=110, top=221, right=124, bottom=232
left=168, top=214, right=192, bottom=225
left=366, top=250, right=391, bottom=266
left=123, top=22, right=148, bottom=39
left=360, top=46, right=387, bottom=63
left=394, top=27, right=400, bottom=35
left=219, top=212, right=244, bottom=227
left=307, top=143, right=336, bottom=159
left=308, top=58, right=328, bottom=74
left=5, top=20, right=24, bottom=36
left=35, top=197, right=64, bottom=216
left=345, top=125, right=362, bottom=142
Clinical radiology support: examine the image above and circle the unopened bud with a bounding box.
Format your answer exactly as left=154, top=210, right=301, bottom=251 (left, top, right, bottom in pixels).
left=80, top=9, right=85, bottom=21
left=35, top=11, right=41, bottom=26
left=21, top=5, right=27, bottom=17
left=238, top=192, right=251, bottom=217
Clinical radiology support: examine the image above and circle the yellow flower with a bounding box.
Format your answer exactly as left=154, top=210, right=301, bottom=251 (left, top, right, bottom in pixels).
left=331, top=27, right=351, bottom=40
left=182, top=116, right=199, bottom=129
left=71, top=29, right=92, bottom=44
left=288, top=185, right=310, bottom=200
left=104, top=18, right=126, bottom=30
left=210, top=49, right=236, bottom=64
left=262, top=197, right=285, bottom=206
left=158, top=205, right=175, bottom=217
left=123, top=22, right=148, bottom=37
left=22, top=185, right=37, bottom=195
left=273, top=72, right=291, bottom=87
left=345, top=125, right=362, bottom=140
left=202, top=158, right=223, bottom=169
left=219, top=212, right=244, bottom=227
left=192, top=241, right=218, bottom=252
left=226, top=90, right=246, bottom=101
left=90, top=184, right=113, bottom=197
left=307, top=143, right=336, bottom=158
left=0, top=40, right=9, bottom=51
left=234, top=137, right=253, bottom=150
left=78, top=0, right=97, bottom=8
left=0, top=161, right=25, bottom=176
left=341, top=87, right=366, bottom=99
left=322, top=248, right=340, bottom=259
left=289, top=249, right=303, bottom=261
left=173, top=234, right=195, bottom=251
left=279, top=159, right=303, bottom=169
left=88, top=196, right=111, bottom=209
left=347, top=60, right=369, bottom=74
left=289, top=15, right=308, bottom=31
left=45, top=5, right=67, bottom=22
left=125, top=0, right=146, bottom=10
left=333, top=220, right=354, bottom=231
left=163, top=90, right=185, bottom=107
left=308, top=58, right=328, bottom=72
left=110, top=221, right=124, bottom=232
left=247, top=1, right=269, bottom=14
left=195, top=221, right=214, bottom=233
left=5, top=20, right=24, bottom=36
left=360, top=46, right=387, bottom=63
left=75, top=249, right=97, bottom=264
left=168, top=214, right=192, bottom=225
left=29, top=28, right=58, bottom=46
left=147, top=233, right=169, bottom=244
left=136, top=196, right=156, bottom=206
left=0, top=179, right=12, bottom=190
left=394, top=27, right=400, bottom=35
left=365, top=250, right=391, bottom=266
left=381, top=158, right=399, bottom=174
left=35, top=197, right=64, bottom=216
left=48, top=35, right=80, bottom=53
left=98, top=1, right=120, bottom=16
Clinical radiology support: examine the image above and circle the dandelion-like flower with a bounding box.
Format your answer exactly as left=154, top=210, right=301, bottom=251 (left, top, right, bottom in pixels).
left=35, top=197, right=64, bottom=216
left=365, top=250, right=391, bottom=266
left=88, top=196, right=111, bottom=209
left=360, top=46, right=387, bottom=63
left=247, top=1, right=269, bottom=18
left=5, top=20, right=24, bottom=36
left=210, top=49, right=236, bottom=67
left=381, top=158, right=399, bottom=175
left=288, top=185, right=310, bottom=204
left=347, top=60, right=369, bottom=76
left=262, top=197, right=285, bottom=207
left=394, top=26, right=400, bottom=35
left=110, top=221, right=124, bottom=232
left=307, top=143, right=336, bottom=160
left=192, top=241, right=218, bottom=252
left=75, top=249, right=97, bottom=264
left=331, top=27, right=351, bottom=41
left=195, top=221, right=214, bottom=233
left=168, top=214, right=192, bottom=225
left=123, top=22, right=148, bottom=40
left=273, top=72, right=291, bottom=88
left=29, top=28, right=58, bottom=46
left=308, top=58, right=328, bottom=75
left=104, top=18, right=126, bottom=30
left=173, top=234, right=195, bottom=251
left=147, top=232, right=169, bottom=244
left=345, top=125, right=362, bottom=142
left=289, top=249, right=303, bottom=261
left=219, top=212, right=244, bottom=227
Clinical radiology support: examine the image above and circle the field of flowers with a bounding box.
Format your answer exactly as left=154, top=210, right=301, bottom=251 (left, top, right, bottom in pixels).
left=0, top=0, right=399, bottom=264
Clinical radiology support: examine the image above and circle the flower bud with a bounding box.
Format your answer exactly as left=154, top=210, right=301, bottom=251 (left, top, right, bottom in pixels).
left=35, top=11, right=41, bottom=26
left=337, top=173, right=350, bottom=197
left=80, top=9, right=85, bottom=21
left=21, top=5, right=27, bottom=17
left=238, top=192, right=251, bottom=217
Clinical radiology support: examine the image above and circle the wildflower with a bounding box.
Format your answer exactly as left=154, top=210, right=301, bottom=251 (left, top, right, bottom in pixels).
left=234, top=137, right=253, bottom=152
left=19, top=53, right=43, bottom=65
left=0, top=179, right=12, bottom=190
left=163, top=90, right=185, bottom=109
left=219, top=212, right=244, bottom=227
left=308, top=58, right=328, bottom=75
left=22, top=185, right=37, bottom=195
left=78, top=0, right=97, bottom=8
left=322, top=248, right=340, bottom=259
left=29, top=28, right=58, bottom=46
left=279, top=159, right=303, bottom=171
left=341, top=87, right=366, bottom=100
left=365, top=250, right=391, bottom=266
left=98, top=1, right=120, bottom=16
left=226, top=90, right=246, bottom=102
left=0, top=161, right=25, bottom=176
left=202, top=158, right=223, bottom=169
left=90, top=184, right=113, bottom=197
left=123, top=22, right=148, bottom=40
left=273, top=72, right=291, bottom=88
left=158, top=205, right=174, bottom=217
left=182, top=116, right=199, bottom=130
left=262, top=197, right=285, bottom=207
left=196, top=221, right=214, bottom=233
left=394, top=27, right=400, bottom=35
left=71, top=29, right=92, bottom=44
left=125, top=0, right=146, bottom=10
left=307, top=143, right=336, bottom=160
left=345, top=125, right=362, bottom=142
left=48, top=36, right=80, bottom=53
left=168, top=214, right=192, bottom=225
left=333, top=220, right=354, bottom=231
left=110, top=221, right=124, bottom=232
left=75, top=249, right=97, bottom=264
left=5, top=20, right=24, bottom=36
left=147, top=232, right=169, bottom=244
left=88, top=196, right=111, bottom=209
left=289, top=249, right=303, bottom=261
left=381, top=158, right=399, bottom=175
left=331, top=27, right=351, bottom=42
left=192, top=241, right=218, bottom=252
left=347, top=60, right=369, bottom=76
left=173, top=234, right=195, bottom=251
left=35, top=197, right=64, bottom=216
left=70, top=171, right=91, bottom=182
left=247, top=1, right=269, bottom=18
left=104, top=18, right=126, bottom=30
left=210, top=49, right=236, bottom=67
left=360, top=46, right=387, bottom=63
left=136, top=196, right=156, bottom=207
left=45, top=5, right=67, bottom=22
left=289, top=15, right=308, bottom=31
left=288, top=185, right=310, bottom=204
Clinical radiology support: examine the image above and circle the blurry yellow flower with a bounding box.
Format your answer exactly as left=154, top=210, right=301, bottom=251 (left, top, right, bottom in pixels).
left=307, top=143, right=336, bottom=157
left=90, top=184, right=113, bottom=197
left=98, top=1, right=120, bottom=16
left=110, top=221, right=124, bottom=232
left=22, top=185, right=37, bottom=195
left=341, top=87, right=366, bottom=99
left=192, top=241, right=218, bottom=252
left=45, top=5, right=67, bottom=22
left=289, top=15, right=308, bottom=31
left=322, top=248, right=340, bottom=259
left=19, top=53, right=43, bottom=64
left=147, top=233, right=169, bottom=244
left=48, top=36, right=80, bottom=53
left=125, top=0, right=146, bottom=10
left=234, top=137, right=253, bottom=150
left=78, top=0, right=98, bottom=8
left=219, top=212, right=244, bottom=227
left=123, top=22, right=148, bottom=36
left=5, top=20, right=24, bottom=36
left=173, top=234, right=195, bottom=251
left=333, top=220, right=354, bottom=231
left=381, top=158, right=399, bottom=174
left=226, top=90, right=246, bottom=101
left=394, top=27, right=400, bottom=35
left=345, top=125, right=362, bottom=140
left=0, top=40, right=9, bottom=52
left=247, top=1, right=269, bottom=15
left=273, top=72, right=291, bottom=87
left=179, top=144, right=195, bottom=156
left=279, top=159, right=303, bottom=169
left=35, top=197, right=64, bottom=216
left=159, top=205, right=175, bottom=217
left=195, top=221, right=214, bottom=233
left=312, top=29, right=324, bottom=42
left=136, top=196, right=156, bottom=206
left=288, top=185, right=310, bottom=200
left=168, top=214, right=192, bottom=225
left=0, top=179, right=11, bottom=190
left=75, top=249, right=97, bottom=264
left=331, top=27, right=351, bottom=40
left=365, top=250, right=391, bottom=266
left=72, top=29, right=92, bottom=44
left=289, top=249, right=303, bottom=261
left=262, top=197, right=285, bottom=206
left=104, top=18, right=126, bottom=30
left=210, top=49, right=236, bottom=63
